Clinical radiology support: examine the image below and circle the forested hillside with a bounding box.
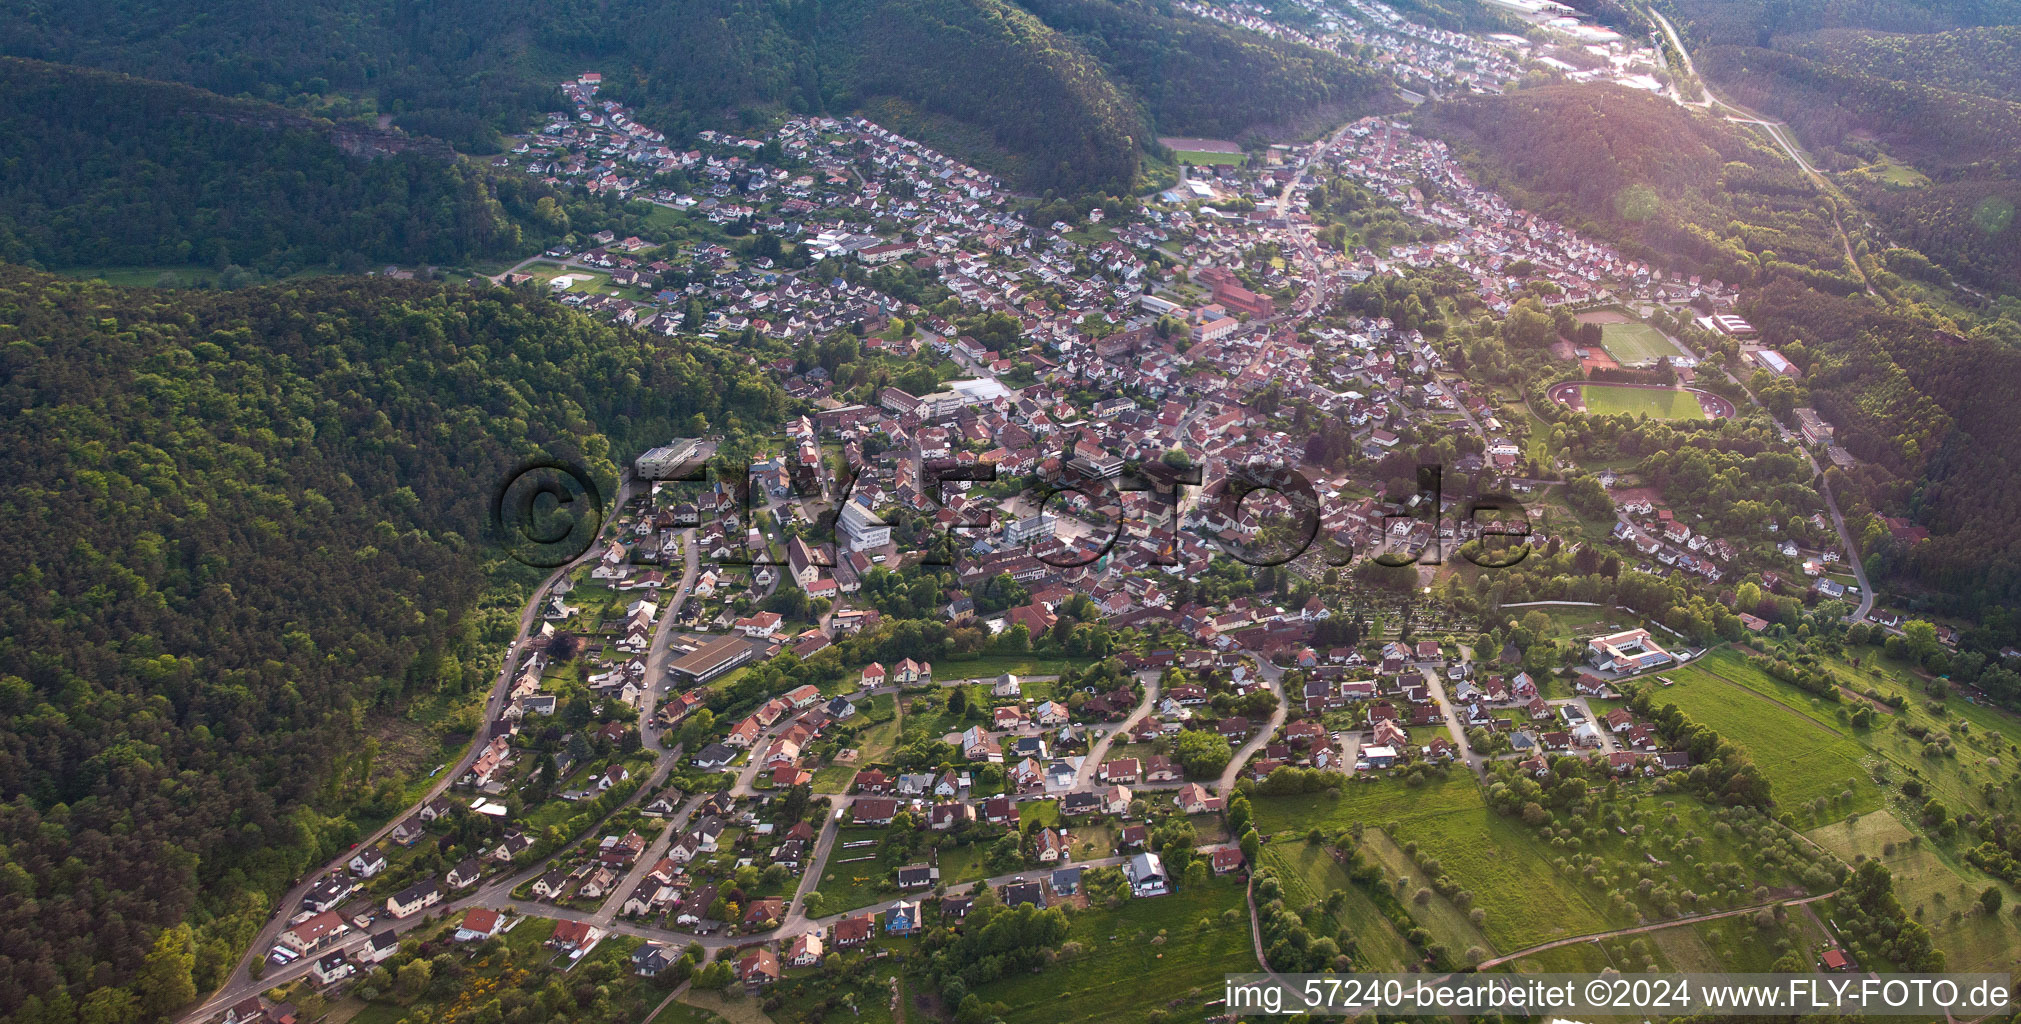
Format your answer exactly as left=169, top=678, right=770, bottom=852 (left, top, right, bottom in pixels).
left=0, top=270, right=783, bottom=1021
left=0, top=59, right=528, bottom=274
left=1663, top=0, right=2021, bottom=293
left=1735, top=280, right=2021, bottom=624
left=1664, top=0, right=2021, bottom=47
left=0, top=0, right=1379, bottom=196
left=1415, top=85, right=1856, bottom=292
left=1783, top=25, right=2021, bottom=103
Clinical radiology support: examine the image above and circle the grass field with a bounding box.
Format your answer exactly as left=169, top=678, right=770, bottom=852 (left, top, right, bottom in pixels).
left=1359, top=829, right=1504, bottom=955
left=815, top=826, right=903, bottom=913
left=680, top=989, right=780, bottom=1024
left=1252, top=775, right=1625, bottom=951
left=1599, top=321, right=1678, bottom=364
left=1808, top=810, right=2021, bottom=972
left=764, top=964, right=900, bottom=1024
left=52, top=263, right=228, bottom=287
left=1262, top=842, right=1418, bottom=970
left=971, top=877, right=1253, bottom=1024
left=1831, top=651, right=2021, bottom=815
left=1580, top=384, right=1705, bottom=421
left=1639, top=649, right=1883, bottom=819
left=521, top=260, right=661, bottom=302
left=1857, top=154, right=1930, bottom=187
left=1172, top=149, right=1245, bottom=166
left=935, top=655, right=1085, bottom=680
left=1504, top=602, right=1633, bottom=641
left=1501, top=913, right=1820, bottom=977
left=1501, top=940, right=1613, bottom=973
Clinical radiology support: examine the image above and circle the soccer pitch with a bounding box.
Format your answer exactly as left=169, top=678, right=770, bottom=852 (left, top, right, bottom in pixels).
left=1580, top=384, right=1705, bottom=420
left=1173, top=149, right=1244, bottom=165
left=1599, top=321, right=1677, bottom=365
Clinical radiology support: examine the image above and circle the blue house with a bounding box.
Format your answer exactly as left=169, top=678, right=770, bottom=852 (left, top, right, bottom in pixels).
left=885, top=900, right=919, bottom=935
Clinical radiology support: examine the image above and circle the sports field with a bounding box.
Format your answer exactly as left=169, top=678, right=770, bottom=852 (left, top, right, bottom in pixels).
left=1160, top=136, right=1244, bottom=165
left=1599, top=321, right=1677, bottom=364
left=1581, top=384, right=1705, bottom=420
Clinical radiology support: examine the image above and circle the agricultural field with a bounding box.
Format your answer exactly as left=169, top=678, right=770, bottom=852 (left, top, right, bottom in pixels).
left=1252, top=775, right=1623, bottom=953
left=1598, top=321, right=1678, bottom=365
left=1808, top=811, right=2021, bottom=973
left=1498, top=899, right=1825, bottom=977
left=1580, top=384, right=1705, bottom=421
left=969, top=877, right=1253, bottom=1024
left=1358, top=828, right=1504, bottom=955
left=1831, top=651, right=2021, bottom=815
left=1261, top=842, right=1418, bottom=970
left=1638, top=649, right=1883, bottom=820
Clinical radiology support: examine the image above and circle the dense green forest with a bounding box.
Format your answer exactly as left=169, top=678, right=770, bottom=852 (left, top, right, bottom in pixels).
left=1662, top=0, right=2021, bottom=48
left=1660, top=0, right=2021, bottom=293
left=1783, top=25, right=2021, bottom=103
left=0, top=59, right=527, bottom=275
left=0, top=269, right=783, bottom=1021
left=0, top=58, right=741, bottom=280
left=0, top=0, right=1381, bottom=196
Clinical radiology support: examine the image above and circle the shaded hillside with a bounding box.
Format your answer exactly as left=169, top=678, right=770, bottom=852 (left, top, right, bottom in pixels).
left=0, top=269, right=783, bottom=1019
left=1013, top=0, right=1389, bottom=141
left=0, top=58, right=524, bottom=273
left=1783, top=25, right=2021, bottom=103
left=1695, top=46, right=2021, bottom=176
left=0, top=0, right=1381, bottom=195
left=1692, top=44, right=2021, bottom=292
left=1734, top=278, right=2021, bottom=622
left=1414, top=84, right=1853, bottom=291
left=1663, top=0, right=2021, bottom=293
left=1666, top=0, right=2021, bottom=48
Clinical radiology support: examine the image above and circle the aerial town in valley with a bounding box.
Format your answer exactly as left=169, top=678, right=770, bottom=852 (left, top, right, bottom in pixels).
left=171, top=3, right=2004, bottom=1024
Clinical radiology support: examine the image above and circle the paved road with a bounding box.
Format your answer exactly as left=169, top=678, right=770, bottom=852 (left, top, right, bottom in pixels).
left=1417, top=664, right=1486, bottom=779
left=1219, top=658, right=1286, bottom=794
left=639, top=529, right=703, bottom=748
left=1074, top=671, right=1159, bottom=788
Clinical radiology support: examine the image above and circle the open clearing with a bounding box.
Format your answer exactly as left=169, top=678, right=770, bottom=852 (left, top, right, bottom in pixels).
left=1172, top=149, right=1244, bottom=165
left=1159, top=136, right=1243, bottom=165
left=1574, top=308, right=1634, bottom=325
left=1641, top=649, right=1883, bottom=819
left=1599, top=320, right=1677, bottom=364
left=1808, top=810, right=2021, bottom=973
